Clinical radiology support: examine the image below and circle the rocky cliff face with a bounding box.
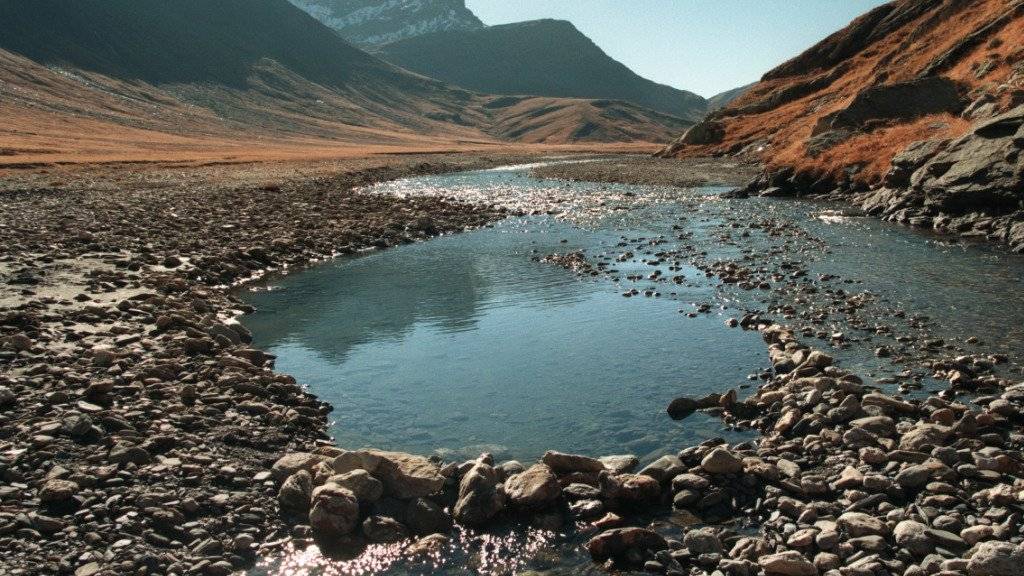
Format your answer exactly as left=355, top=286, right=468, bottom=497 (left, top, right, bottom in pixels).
left=661, top=0, right=1024, bottom=252
left=287, top=0, right=483, bottom=47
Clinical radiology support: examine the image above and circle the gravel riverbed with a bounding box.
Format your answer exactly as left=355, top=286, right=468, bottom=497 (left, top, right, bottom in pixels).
left=0, top=154, right=529, bottom=575
left=4, top=155, right=1024, bottom=576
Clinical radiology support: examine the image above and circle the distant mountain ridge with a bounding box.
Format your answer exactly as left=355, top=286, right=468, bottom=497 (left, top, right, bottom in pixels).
left=0, top=0, right=691, bottom=162
left=380, top=19, right=708, bottom=122
left=706, top=83, right=755, bottom=112
left=287, top=0, right=483, bottom=47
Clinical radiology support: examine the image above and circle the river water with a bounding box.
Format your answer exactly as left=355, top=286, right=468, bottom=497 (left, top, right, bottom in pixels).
left=244, top=162, right=1024, bottom=575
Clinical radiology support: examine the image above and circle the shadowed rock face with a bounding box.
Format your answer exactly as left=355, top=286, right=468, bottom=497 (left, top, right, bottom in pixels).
left=0, top=0, right=386, bottom=87
left=883, top=106, right=1024, bottom=216
left=813, top=77, right=966, bottom=136
left=287, top=0, right=484, bottom=48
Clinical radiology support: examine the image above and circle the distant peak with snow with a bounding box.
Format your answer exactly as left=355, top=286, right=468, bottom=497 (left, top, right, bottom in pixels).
left=287, top=0, right=484, bottom=47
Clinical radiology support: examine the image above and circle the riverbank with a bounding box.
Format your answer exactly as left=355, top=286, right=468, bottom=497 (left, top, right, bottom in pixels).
left=0, top=153, right=547, bottom=575
left=532, top=155, right=760, bottom=188
left=255, top=160, right=1024, bottom=576
left=4, top=154, right=1023, bottom=576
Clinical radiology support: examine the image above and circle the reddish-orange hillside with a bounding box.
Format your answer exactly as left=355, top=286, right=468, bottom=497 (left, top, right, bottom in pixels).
left=662, top=0, right=1024, bottom=188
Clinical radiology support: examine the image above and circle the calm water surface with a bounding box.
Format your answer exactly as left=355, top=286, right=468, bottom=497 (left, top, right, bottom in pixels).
left=242, top=168, right=764, bottom=463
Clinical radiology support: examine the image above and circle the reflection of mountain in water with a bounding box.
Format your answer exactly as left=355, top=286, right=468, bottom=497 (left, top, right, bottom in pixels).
left=241, top=218, right=596, bottom=364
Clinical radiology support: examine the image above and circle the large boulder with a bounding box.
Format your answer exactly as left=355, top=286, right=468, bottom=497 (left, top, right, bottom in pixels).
left=453, top=461, right=505, bottom=527
left=656, top=118, right=726, bottom=157
left=913, top=105, right=1024, bottom=215
left=309, top=484, right=360, bottom=542
left=272, top=453, right=327, bottom=483
left=326, top=469, right=384, bottom=503
left=504, top=464, right=561, bottom=510
left=541, top=451, right=604, bottom=474
left=366, top=450, right=444, bottom=499
left=277, top=470, right=313, bottom=513
left=967, top=541, right=1024, bottom=576
left=700, top=447, right=743, bottom=475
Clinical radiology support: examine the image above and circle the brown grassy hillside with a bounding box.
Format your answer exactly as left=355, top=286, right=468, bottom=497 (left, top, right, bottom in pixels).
left=0, top=0, right=690, bottom=166
left=662, top=0, right=1024, bottom=187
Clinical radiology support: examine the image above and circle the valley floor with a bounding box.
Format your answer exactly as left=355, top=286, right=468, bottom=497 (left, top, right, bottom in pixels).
left=0, top=152, right=535, bottom=573
left=2, top=153, right=1023, bottom=576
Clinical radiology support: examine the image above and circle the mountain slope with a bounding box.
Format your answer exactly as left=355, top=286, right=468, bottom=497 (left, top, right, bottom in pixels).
left=706, top=83, right=755, bottom=112
left=659, top=0, right=1024, bottom=251
left=661, top=0, right=1023, bottom=180
left=380, top=19, right=708, bottom=122
left=0, top=0, right=689, bottom=164
left=286, top=0, right=484, bottom=48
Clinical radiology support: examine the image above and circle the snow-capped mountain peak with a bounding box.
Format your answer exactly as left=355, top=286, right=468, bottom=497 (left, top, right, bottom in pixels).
left=288, top=0, right=484, bottom=47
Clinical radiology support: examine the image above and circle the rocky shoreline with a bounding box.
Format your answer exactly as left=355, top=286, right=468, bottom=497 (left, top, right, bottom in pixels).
left=4, top=152, right=1023, bottom=576
left=268, top=322, right=1024, bottom=576
left=727, top=105, right=1024, bottom=255
left=257, top=158, right=1024, bottom=576
left=532, top=156, right=761, bottom=189
left=0, top=154, right=522, bottom=575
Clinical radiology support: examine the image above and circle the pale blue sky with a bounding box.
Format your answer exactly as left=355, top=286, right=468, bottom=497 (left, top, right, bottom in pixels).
left=465, top=0, right=889, bottom=98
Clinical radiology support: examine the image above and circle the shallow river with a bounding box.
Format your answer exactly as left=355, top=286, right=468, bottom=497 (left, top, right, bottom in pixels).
left=244, top=162, right=1024, bottom=575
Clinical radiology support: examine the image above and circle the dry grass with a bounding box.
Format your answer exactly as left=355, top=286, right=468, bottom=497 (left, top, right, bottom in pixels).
left=671, top=0, right=1022, bottom=183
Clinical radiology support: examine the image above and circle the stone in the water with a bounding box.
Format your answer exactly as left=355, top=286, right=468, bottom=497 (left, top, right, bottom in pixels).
left=639, top=455, right=685, bottom=483
left=406, top=533, right=449, bottom=557
left=667, top=397, right=699, bottom=419
left=405, top=498, right=452, bottom=536
left=599, top=454, right=639, bottom=473
left=362, top=515, right=409, bottom=543
left=541, top=450, right=604, bottom=474
left=585, top=527, right=668, bottom=562
left=504, top=464, right=560, bottom=510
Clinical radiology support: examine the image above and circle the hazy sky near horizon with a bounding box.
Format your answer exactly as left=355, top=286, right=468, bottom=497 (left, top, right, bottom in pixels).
left=466, top=0, right=890, bottom=98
